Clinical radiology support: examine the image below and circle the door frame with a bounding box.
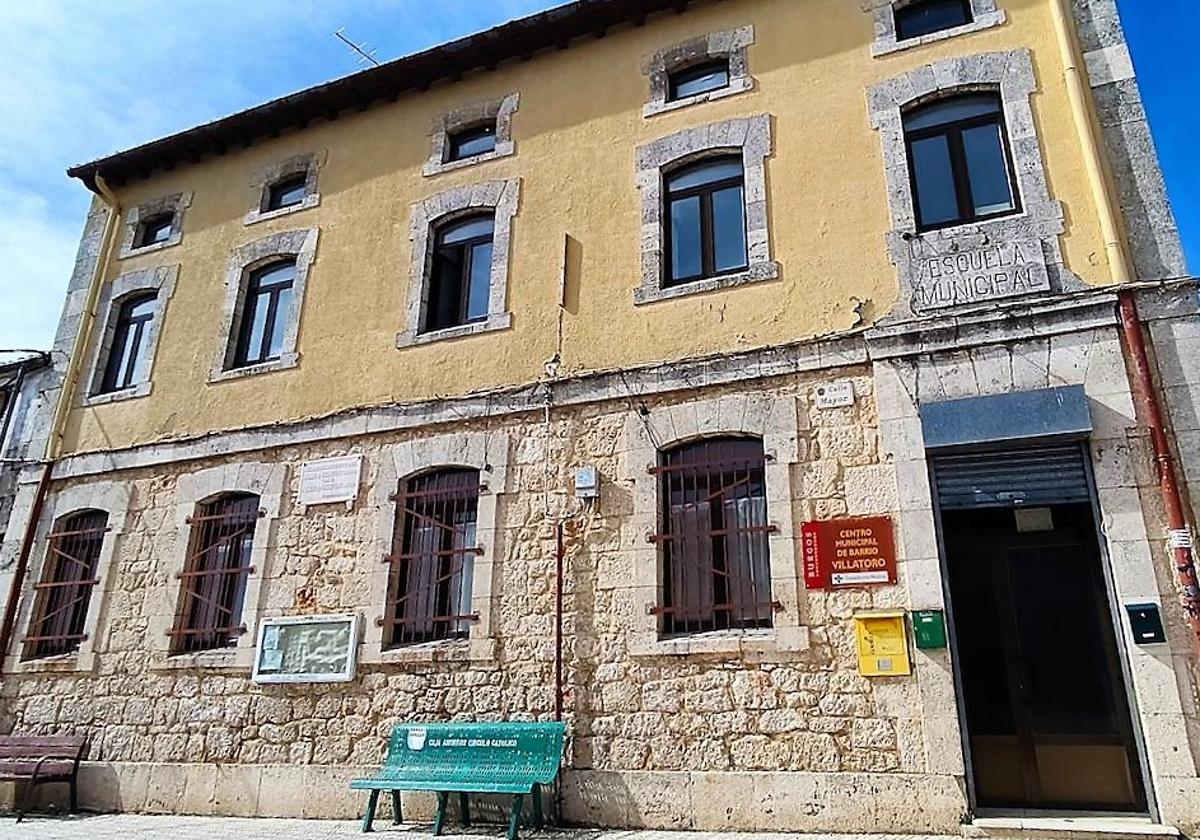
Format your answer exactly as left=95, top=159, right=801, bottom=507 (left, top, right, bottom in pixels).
left=929, top=437, right=1159, bottom=819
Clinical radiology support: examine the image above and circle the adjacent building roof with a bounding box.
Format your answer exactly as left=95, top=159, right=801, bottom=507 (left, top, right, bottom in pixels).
left=67, top=0, right=711, bottom=193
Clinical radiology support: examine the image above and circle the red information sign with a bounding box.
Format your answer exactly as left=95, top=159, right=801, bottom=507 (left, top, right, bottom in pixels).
left=801, top=516, right=897, bottom=589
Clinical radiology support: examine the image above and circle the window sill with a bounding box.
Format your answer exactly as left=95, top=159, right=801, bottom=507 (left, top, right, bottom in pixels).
left=629, top=626, right=809, bottom=659
left=396, top=312, right=512, bottom=348
left=422, top=143, right=515, bottom=177
left=3, top=651, right=96, bottom=674
left=643, top=78, right=754, bottom=118
left=209, top=353, right=299, bottom=383
left=118, top=236, right=182, bottom=260
left=871, top=11, right=1006, bottom=57
left=634, top=261, right=779, bottom=305
left=365, top=637, right=498, bottom=666
left=81, top=382, right=152, bottom=407
left=244, top=194, right=321, bottom=226
left=149, top=648, right=251, bottom=672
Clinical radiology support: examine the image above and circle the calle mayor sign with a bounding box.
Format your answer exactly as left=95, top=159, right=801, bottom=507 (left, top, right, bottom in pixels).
left=911, top=239, right=1050, bottom=311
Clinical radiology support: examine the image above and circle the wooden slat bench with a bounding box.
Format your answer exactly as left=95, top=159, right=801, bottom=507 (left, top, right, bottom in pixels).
left=350, top=722, right=565, bottom=838
left=0, top=735, right=87, bottom=822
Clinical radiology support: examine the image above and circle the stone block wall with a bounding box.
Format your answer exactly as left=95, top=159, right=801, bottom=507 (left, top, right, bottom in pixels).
left=0, top=367, right=964, bottom=831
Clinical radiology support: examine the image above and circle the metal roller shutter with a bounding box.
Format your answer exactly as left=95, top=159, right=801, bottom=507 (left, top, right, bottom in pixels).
left=932, top=444, right=1091, bottom=510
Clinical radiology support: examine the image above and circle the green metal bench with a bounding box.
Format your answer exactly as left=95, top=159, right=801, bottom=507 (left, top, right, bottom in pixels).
left=350, top=722, right=566, bottom=838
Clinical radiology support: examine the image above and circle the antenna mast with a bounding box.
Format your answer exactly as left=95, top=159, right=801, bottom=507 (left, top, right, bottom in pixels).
left=334, top=28, right=381, bottom=67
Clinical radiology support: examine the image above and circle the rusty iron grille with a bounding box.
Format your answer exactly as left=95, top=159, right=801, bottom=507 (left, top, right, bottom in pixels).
left=383, top=469, right=480, bottom=647
left=23, top=510, right=109, bottom=660
left=652, top=438, right=777, bottom=636
left=169, top=493, right=261, bottom=655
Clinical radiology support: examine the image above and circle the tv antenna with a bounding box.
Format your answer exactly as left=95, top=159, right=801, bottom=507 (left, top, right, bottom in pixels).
left=334, top=28, right=381, bottom=67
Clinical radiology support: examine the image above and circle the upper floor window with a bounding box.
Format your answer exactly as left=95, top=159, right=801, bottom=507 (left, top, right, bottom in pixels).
left=99, top=292, right=156, bottom=394
left=447, top=123, right=498, bottom=163
left=655, top=437, right=774, bottom=637
left=23, top=510, right=109, bottom=660
left=385, top=469, right=480, bottom=648
left=668, top=60, right=731, bottom=102
left=136, top=213, right=174, bottom=249
left=904, top=93, right=1018, bottom=231
left=895, top=0, right=973, bottom=40
left=233, top=260, right=296, bottom=368
left=170, top=493, right=260, bottom=655
left=665, top=157, right=748, bottom=287
left=265, top=173, right=308, bottom=212
left=424, top=215, right=494, bottom=333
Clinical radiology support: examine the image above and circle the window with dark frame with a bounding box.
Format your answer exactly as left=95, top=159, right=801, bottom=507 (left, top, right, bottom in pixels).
left=424, top=215, right=494, bottom=333
left=169, top=493, right=260, bottom=655
left=664, top=156, right=748, bottom=287
left=447, top=123, right=498, bottom=162
left=136, top=213, right=174, bottom=249
left=264, top=173, right=308, bottom=212
left=894, top=0, right=973, bottom=40
left=98, top=292, right=156, bottom=394
left=232, top=259, right=296, bottom=368
left=22, top=510, right=109, bottom=661
left=653, top=437, right=776, bottom=637
left=668, top=60, right=732, bottom=102
left=904, top=93, right=1019, bottom=231
left=384, top=469, right=481, bottom=648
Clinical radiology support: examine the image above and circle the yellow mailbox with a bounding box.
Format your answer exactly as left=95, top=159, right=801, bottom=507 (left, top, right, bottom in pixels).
left=853, top=611, right=912, bottom=677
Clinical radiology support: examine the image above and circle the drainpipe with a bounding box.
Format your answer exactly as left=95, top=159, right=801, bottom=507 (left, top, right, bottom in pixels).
left=0, top=176, right=121, bottom=671
left=1119, top=293, right=1200, bottom=653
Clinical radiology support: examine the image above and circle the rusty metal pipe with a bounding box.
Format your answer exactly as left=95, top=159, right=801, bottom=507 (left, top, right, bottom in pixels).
left=1118, top=291, right=1200, bottom=652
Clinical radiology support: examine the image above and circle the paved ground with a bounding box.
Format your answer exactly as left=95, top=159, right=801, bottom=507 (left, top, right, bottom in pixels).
left=0, top=816, right=946, bottom=840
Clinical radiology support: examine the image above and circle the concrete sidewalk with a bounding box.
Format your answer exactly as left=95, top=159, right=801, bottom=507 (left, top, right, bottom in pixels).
left=0, top=815, right=947, bottom=840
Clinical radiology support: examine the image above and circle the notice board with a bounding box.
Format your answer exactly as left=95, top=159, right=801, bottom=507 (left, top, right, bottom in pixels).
left=252, top=614, right=359, bottom=684
left=802, top=516, right=897, bottom=589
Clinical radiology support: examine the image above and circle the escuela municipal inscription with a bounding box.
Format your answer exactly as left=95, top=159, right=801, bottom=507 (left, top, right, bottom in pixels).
left=911, top=239, right=1050, bottom=311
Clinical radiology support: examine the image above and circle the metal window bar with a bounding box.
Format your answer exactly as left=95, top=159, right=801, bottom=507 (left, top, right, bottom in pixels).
left=23, top=511, right=109, bottom=660
left=382, top=469, right=480, bottom=648
left=169, top=494, right=260, bottom=654
left=655, top=438, right=776, bottom=637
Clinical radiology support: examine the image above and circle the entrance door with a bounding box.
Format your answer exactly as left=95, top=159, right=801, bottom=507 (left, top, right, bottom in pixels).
left=934, top=445, right=1148, bottom=813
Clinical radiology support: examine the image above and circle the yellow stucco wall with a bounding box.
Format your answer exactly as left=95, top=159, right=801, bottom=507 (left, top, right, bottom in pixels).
left=62, top=0, right=1110, bottom=454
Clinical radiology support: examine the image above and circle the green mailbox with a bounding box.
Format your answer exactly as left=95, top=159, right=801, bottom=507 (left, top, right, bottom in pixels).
left=912, top=609, right=947, bottom=650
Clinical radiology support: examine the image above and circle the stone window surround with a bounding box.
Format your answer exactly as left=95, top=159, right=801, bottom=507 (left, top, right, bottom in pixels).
left=361, top=431, right=509, bottom=665
left=870, top=0, right=1006, bottom=57
left=6, top=482, right=130, bottom=675
left=210, top=227, right=319, bottom=383
left=622, top=392, right=807, bottom=658
left=634, top=114, right=778, bottom=305
left=147, top=461, right=286, bottom=672
left=117, top=192, right=192, bottom=259
left=398, top=179, right=519, bottom=348
left=642, top=25, right=756, bottom=118
left=80, top=265, right=178, bottom=407
left=868, top=49, right=1078, bottom=317
left=243, top=151, right=326, bottom=226
left=423, top=93, right=519, bottom=177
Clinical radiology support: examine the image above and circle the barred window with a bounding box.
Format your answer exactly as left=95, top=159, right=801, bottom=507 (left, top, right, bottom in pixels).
left=170, top=493, right=260, bottom=655
left=654, top=437, right=775, bottom=636
left=384, top=469, right=480, bottom=647
left=23, top=510, right=109, bottom=660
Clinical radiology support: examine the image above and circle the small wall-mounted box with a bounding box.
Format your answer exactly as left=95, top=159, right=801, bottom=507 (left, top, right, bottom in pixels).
left=912, top=609, right=947, bottom=650
left=574, top=465, right=600, bottom=499
left=853, top=610, right=912, bottom=677
left=1125, top=602, right=1167, bottom=645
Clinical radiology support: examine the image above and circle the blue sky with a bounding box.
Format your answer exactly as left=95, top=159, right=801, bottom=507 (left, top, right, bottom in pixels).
left=0, top=0, right=1193, bottom=351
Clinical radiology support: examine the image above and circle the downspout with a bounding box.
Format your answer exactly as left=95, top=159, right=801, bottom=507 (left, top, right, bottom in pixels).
left=0, top=176, right=121, bottom=670
left=1049, top=0, right=1200, bottom=650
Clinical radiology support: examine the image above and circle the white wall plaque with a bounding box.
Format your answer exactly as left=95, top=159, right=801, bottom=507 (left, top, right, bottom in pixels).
left=298, top=455, right=362, bottom=506
left=252, top=614, right=359, bottom=684
left=816, top=381, right=856, bottom=410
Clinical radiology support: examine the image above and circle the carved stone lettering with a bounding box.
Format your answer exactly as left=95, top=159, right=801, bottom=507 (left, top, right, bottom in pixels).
left=911, top=239, right=1050, bottom=312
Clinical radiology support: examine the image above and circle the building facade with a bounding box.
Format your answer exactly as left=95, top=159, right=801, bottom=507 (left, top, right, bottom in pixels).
left=0, top=352, right=51, bottom=546
left=2, top=0, right=1199, bottom=832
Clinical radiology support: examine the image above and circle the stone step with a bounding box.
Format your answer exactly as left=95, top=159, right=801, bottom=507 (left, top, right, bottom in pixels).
left=963, top=817, right=1182, bottom=840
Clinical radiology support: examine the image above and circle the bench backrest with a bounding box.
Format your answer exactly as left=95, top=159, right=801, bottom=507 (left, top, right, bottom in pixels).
left=0, top=736, right=87, bottom=762
left=381, top=722, right=565, bottom=787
